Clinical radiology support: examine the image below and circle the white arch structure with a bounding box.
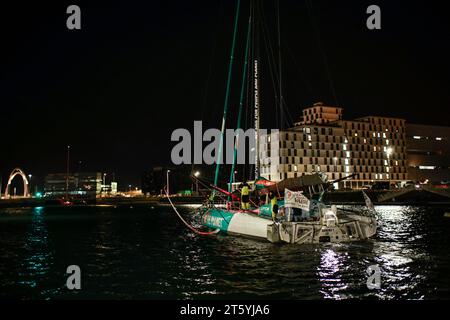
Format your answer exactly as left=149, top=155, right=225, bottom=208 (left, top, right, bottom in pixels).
left=4, top=168, right=30, bottom=198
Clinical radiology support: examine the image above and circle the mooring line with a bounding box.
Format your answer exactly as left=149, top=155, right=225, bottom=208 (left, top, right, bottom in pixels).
left=164, top=187, right=219, bottom=236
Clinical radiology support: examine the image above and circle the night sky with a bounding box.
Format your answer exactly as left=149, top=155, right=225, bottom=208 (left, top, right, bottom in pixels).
left=1, top=0, right=449, bottom=188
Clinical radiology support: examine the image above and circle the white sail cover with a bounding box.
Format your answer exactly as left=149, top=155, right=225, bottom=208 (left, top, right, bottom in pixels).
left=285, top=189, right=310, bottom=211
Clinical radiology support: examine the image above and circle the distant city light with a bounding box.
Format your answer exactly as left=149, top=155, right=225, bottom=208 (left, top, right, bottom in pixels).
left=194, top=171, right=200, bottom=177
left=413, top=136, right=421, bottom=140
left=436, top=137, right=442, bottom=141
left=419, top=166, right=436, bottom=170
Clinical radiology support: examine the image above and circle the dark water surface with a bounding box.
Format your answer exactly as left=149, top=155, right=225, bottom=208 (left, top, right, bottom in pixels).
left=1, top=205, right=450, bottom=299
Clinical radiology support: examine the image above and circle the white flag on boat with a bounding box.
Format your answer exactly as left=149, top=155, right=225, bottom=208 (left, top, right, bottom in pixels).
left=285, top=189, right=310, bottom=211
left=362, top=191, right=375, bottom=212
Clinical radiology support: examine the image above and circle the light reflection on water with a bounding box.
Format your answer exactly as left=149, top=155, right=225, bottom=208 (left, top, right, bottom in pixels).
left=19, top=207, right=50, bottom=287
left=0, top=205, right=449, bottom=299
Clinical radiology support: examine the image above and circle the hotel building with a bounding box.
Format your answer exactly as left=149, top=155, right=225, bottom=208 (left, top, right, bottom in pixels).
left=260, top=102, right=408, bottom=189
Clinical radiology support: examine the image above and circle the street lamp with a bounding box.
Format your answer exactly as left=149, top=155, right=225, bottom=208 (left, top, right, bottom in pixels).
left=28, top=174, right=32, bottom=195
left=166, top=170, right=171, bottom=196
left=194, top=171, right=200, bottom=194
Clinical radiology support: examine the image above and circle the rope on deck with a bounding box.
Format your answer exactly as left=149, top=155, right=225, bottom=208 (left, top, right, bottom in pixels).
left=165, top=187, right=219, bottom=236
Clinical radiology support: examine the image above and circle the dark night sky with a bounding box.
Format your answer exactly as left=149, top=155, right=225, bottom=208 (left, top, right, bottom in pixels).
left=1, top=0, right=449, bottom=188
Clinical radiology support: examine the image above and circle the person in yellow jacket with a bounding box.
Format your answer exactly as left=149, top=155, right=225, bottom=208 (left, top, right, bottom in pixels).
left=269, top=191, right=278, bottom=221
left=240, top=181, right=250, bottom=210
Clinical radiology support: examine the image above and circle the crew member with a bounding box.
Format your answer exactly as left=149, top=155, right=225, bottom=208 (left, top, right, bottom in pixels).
left=240, top=181, right=250, bottom=210
left=269, top=191, right=278, bottom=221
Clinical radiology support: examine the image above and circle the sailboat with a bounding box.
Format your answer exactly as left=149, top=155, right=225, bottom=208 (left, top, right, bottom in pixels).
left=181, top=0, right=377, bottom=244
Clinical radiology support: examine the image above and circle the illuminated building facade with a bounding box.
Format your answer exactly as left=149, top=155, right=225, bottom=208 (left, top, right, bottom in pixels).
left=260, top=102, right=408, bottom=189
left=406, top=124, right=450, bottom=183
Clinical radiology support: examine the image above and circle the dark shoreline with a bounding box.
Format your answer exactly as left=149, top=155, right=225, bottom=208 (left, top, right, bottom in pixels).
left=1, top=188, right=450, bottom=209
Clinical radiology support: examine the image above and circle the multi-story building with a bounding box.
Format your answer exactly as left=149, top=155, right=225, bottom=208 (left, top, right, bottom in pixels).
left=406, top=124, right=450, bottom=183
left=260, top=102, right=408, bottom=189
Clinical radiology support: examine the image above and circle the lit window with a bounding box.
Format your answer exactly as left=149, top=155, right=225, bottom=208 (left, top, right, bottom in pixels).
left=386, top=174, right=390, bottom=179
left=364, top=138, right=367, bottom=144
left=344, top=138, right=348, bottom=143
left=373, top=132, right=376, bottom=137
left=354, top=133, right=358, bottom=137
left=268, top=136, right=271, bottom=143
left=413, top=136, right=421, bottom=140
left=395, top=161, right=398, bottom=166
left=346, top=151, right=350, bottom=158
left=384, top=160, right=388, bottom=165
left=386, top=167, right=390, bottom=172
left=345, top=166, right=350, bottom=173
left=308, top=135, right=312, bottom=141
left=343, top=144, right=347, bottom=151
left=373, top=146, right=377, bottom=152
left=419, top=166, right=436, bottom=170
left=345, top=159, right=349, bottom=165
left=383, top=133, right=386, bottom=138
left=377, top=132, right=380, bottom=138
left=436, top=137, right=442, bottom=141
left=294, top=165, right=298, bottom=172
left=386, top=139, right=389, bottom=145
left=375, top=174, right=378, bottom=179
left=306, top=128, right=311, bottom=134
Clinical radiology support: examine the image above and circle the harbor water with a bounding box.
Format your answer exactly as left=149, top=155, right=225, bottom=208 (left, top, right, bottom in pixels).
left=0, top=205, right=449, bottom=299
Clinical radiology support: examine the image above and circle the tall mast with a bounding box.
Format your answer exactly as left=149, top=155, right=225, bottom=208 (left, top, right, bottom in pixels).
left=229, top=16, right=252, bottom=196
left=253, top=0, right=261, bottom=180
left=254, top=59, right=260, bottom=179
left=213, top=0, right=241, bottom=190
